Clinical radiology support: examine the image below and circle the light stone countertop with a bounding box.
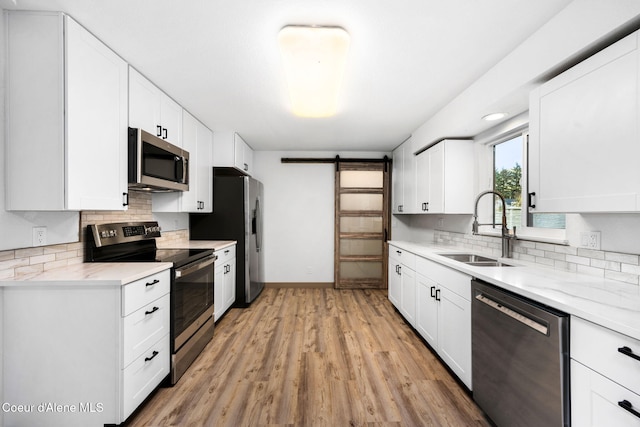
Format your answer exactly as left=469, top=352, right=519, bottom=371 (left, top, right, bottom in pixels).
left=158, top=240, right=236, bottom=251
left=0, top=262, right=172, bottom=286
left=389, top=240, right=640, bottom=341
left=0, top=240, right=236, bottom=287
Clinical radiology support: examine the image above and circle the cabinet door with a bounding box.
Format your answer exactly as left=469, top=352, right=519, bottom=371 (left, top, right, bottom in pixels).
left=196, top=121, right=213, bottom=212
left=427, top=143, right=444, bottom=213
left=244, top=143, right=254, bottom=176
left=529, top=31, right=640, bottom=213
left=160, top=95, right=182, bottom=146
left=214, top=264, right=224, bottom=321
left=392, top=146, right=404, bottom=213
left=234, top=133, right=252, bottom=174
left=402, top=144, right=416, bottom=214
left=129, top=67, right=161, bottom=135
left=65, top=17, right=128, bottom=210
left=400, top=266, right=416, bottom=327
left=224, top=258, right=237, bottom=312
left=572, top=360, right=640, bottom=426
left=178, top=111, right=199, bottom=212
left=415, top=150, right=430, bottom=212
left=415, top=273, right=438, bottom=349
left=437, top=287, right=472, bottom=388
left=388, top=260, right=401, bottom=308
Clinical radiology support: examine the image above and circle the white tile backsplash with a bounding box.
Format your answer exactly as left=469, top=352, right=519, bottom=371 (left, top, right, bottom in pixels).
left=0, top=192, right=190, bottom=280
left=434, top=230, right=640, bottom=287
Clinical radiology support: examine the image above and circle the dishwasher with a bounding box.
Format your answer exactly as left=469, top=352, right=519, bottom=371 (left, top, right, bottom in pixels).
left=471, top=279, right=569, bottom=427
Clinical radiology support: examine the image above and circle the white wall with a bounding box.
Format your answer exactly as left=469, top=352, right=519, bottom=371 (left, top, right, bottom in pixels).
left=253, top=150, right=390, bottom=283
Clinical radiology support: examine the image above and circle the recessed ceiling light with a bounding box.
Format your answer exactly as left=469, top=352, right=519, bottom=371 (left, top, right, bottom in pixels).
left=278, top=25, right=350, bottom=118
left=482, top=112, right=508, bottom=121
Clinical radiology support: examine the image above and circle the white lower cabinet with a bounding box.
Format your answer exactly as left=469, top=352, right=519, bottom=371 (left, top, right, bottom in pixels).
left=388, top=244, right=416, bottom=325
left=214, top=244, right=237, bottom=321
left=571, top=316, right=640, bottom=425
left=400, top=264, right=416, bottom=326
left=2, top=269, right=171, bottom=426
left=572, top=361, right=640, bottom=426
left=416, top=272, right=438, bottom=348
left=388, top=246, right=402, bottom=307
left=415, top=256, right=472, bottom=389
left=388, top=245, right=472, bottom=389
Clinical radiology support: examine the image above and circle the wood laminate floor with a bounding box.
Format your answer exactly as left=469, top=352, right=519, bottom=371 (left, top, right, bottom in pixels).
left=126, top=288, right=490, bottom=427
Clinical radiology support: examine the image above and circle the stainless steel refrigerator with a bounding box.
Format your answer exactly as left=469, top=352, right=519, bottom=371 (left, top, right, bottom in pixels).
left=190, top=168, right=264, bottom=307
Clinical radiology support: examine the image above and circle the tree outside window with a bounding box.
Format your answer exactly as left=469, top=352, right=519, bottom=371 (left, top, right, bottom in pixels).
left=493, top=134, right=565, bottom=231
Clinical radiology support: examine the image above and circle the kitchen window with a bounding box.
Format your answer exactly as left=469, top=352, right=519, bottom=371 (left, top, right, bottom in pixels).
left=491, top=132, right=566, bottom=242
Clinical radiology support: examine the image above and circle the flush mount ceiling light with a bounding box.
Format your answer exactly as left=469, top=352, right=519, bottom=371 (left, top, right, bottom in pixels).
left=278, top=25, right=350, bottom=118
left=482, top=112, right=509, bottom=121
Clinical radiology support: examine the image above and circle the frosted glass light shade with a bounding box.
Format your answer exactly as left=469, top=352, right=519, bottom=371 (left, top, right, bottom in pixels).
left=278, top=25, right=350, bottom=118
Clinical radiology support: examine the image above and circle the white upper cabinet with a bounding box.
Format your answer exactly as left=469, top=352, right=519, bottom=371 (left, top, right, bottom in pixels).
left=392, top=144, right=405, bottom=214
left=153, top=110, right=213, bottom=213
left=529, top=29, right=640, bottom=213
left=194, top=119, right=214, bottom=212
left=213, top=131, right=254, bottom=175
left=6, top=12, right=128, bottom=211
left=129, top=66, right=182, bottom=146
left=234, top=133, right=254, bottom=174
left=392, top=138, right=416, bottom=214
left=415, top=139, right=474, bottom=214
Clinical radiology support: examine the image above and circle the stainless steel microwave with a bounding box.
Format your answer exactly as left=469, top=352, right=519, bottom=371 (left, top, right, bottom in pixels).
left=128, top=127, right=189, bottom=192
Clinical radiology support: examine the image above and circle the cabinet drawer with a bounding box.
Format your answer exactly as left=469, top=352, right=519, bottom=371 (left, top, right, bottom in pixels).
left=389, top=246, right=415, bottom=269
left=572, top=360, right=640, bottom=426
left=215, top=245, right=235, bottom=266
left=122, top=333, right=170, bottom=421
left=123, top=293, right=170, bottom=367
left=122, top=269, right=170, bottom=316
left=572, top=316, right=640, bottom=393
left=416, top=257, right=471, bottom=300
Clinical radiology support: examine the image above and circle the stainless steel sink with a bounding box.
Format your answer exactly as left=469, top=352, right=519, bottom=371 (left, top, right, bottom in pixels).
left=465, top=261, right=513, bottom=267
left=438, top=253, right=513, bottom=267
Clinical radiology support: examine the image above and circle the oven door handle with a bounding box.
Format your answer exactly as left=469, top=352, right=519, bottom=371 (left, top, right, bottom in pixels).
left=175, top=255, right=217, bottom=279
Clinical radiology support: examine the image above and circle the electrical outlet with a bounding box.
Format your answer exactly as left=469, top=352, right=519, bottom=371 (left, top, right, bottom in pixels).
left=32, top=226, right=47, bottom=246
left=580, top=231, right=601, bottom=250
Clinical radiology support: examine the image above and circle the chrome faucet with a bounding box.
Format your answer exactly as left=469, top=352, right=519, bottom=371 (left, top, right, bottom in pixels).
left=472, top=190, right=516, bottom=258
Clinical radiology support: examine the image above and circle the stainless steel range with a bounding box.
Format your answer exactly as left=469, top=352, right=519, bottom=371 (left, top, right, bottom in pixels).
left=86, top=221, right=215, bottom=385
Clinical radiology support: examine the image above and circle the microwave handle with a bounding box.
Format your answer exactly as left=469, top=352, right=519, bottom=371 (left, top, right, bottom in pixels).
left=182, top=157, right=188, bottom=184
left=174, top=156, right=187, bottom=184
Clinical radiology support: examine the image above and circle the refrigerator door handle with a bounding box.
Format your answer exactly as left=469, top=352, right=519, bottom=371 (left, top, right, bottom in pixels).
left=255, top=197, right=262, bottom=252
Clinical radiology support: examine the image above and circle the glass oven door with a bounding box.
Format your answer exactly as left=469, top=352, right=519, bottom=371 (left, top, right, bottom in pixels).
left=172, top=254, right=215, bottom=350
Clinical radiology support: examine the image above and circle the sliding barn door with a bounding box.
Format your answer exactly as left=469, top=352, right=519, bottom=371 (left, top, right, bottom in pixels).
left=335, top=162, right=390, bottom=289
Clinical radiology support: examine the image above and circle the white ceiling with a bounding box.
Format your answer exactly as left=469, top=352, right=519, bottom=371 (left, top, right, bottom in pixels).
left=2, top=0, right=575, bottom=151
